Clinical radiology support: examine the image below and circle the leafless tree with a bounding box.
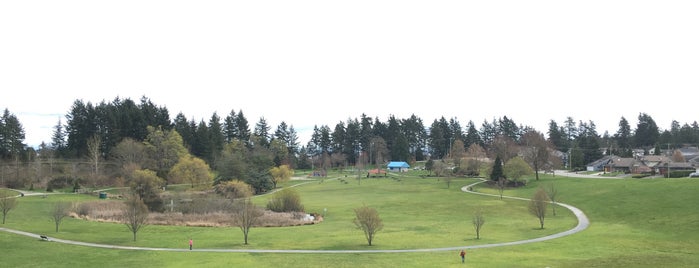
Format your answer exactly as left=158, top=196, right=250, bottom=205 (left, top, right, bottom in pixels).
left=546, top=183, right=559, bottom=216
left=353, top=205, right=383, bottom=246
left=443, top=176, right=453, bottom=188
left=520, top=130, right=552, bottom=180
left=50, top=201, right=72, bottom=232
left=450, top=139, right=466, bottom=168
left=490, top=135, right=519, bottom=163
left=231, top=198, right=263, bottom=245
left=672, top=149, right=686, bottom=162
left=472, top=207, right=485, bottom=239
left=496, top=178, right=507, bottom=200
left=86, top=134, right=102, bottom=178
left=0, top=191, right=17, bottom=224
left=465, top=144, right=487, bottom=176
left=123, top=194, right=149, bottom=241
left=529, top=187, right=549, bottom=229
left=370, top=136, right=388, bottom=166
left=433, top=160, right=448, bottom=177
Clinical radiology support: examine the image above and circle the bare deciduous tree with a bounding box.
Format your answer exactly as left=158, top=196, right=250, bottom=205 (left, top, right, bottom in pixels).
left=123, top=194, right=149, bottom=241
left=231, top=198, right=263, bottom=245
left=433, top=160, right=447, bottom=177
left=496, top=178, right=507, bottom=200
left=520, top=130, right=551, bottom=180
left=672, top=149, right=686, bottom=162
left=353, top=205, right=383, bottom=246
left=490, top=135, right=519, bottom=163
left=51, top=201, right=71, bottom=232
left=465, top=144, right=487, bottom=176
left=0, top=191, right=17, bottom=224
left=472, top=207, right=485, bottom=239
left=86, top=134, right=102, bottom=178
left=450, top=139, right=466, bottom=168
left=546, top=183, right=559, bottom=216
left=443, top=176, right=453, bottom=188
left=529, top=187, right=549, bottom=229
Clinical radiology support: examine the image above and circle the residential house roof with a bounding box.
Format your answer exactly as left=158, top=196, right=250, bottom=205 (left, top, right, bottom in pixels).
left=587, top=155, right=614, bottom=169
left=641, top=155, right=670, bottom=168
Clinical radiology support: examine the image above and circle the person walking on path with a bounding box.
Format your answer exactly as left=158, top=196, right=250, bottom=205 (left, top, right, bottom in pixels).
left=189, top=239, right=193, bottom=250
left=460, top=249, right=466, bottom=263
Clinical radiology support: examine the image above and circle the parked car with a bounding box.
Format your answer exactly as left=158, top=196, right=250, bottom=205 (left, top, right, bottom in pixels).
left=689, top=172, right=699, bottom=178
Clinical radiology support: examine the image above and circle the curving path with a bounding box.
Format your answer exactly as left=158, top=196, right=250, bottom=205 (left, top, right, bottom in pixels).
left=0, top=179, right=589, bottom=253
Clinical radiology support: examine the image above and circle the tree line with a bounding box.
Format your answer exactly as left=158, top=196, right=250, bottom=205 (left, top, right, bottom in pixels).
left=2, top=96, right=699, bottom=188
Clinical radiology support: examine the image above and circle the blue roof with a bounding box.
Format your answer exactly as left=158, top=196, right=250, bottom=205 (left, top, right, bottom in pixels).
left=387, top=161, right=410, bottom=168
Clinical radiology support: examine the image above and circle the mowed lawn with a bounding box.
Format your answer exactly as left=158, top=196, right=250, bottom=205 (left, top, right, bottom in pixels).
left=2, top=173, right=699, bottom=267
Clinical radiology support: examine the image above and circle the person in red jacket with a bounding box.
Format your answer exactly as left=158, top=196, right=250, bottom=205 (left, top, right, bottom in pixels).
left=189, top=239, right=193, bottom=250
left=460, top=249, right=466, bottom=263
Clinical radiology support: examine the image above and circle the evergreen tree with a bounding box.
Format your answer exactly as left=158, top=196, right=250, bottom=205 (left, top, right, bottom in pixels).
left=208, top=113, right=225, bottom=165
left=449, top=117, right=464, bottom=143
left=576, top=121, right=603, bottom=166
left=296, top=146, right=311, bottom=169
left=547, top=120, right=567, bottom=152
left=318, top=125, right=332, bottom=155
left=235, top=111, right=251, bottom=144
left=344, top=119, right=361, bottom=164
left=479, top=119, right=497, bottom=148
left=634, top=113, right=659, bottom=148
left=498, top=116, right=519, bottom=141
left=428, top=119, right=446, bottom=159
left=331, top=121, right=346, bottom=156
left=253, top=117, right=271, bottom=148
left=464, top=120, right=483, bottom=149
left=402, top=114, right=427, bottom=161
left=191, top=120, right=211, bottom=159
left=490, top=155, right=504, bottom=181
left=0, top=109, right=26, bottom=160
left=66, top=100, right=97, bottom=157
left=173, top=113, right=194, bottom=150
left=223, top=109, right=238, bottom=143
left=138, top=96, right=171, bottom=134
left=307, top=125, right=321, bottom=157
left=614, top=116, right=632, bottom=153
left=358, top=114, right=374, bottom=155
left=50, top=118, right=67, bottom=157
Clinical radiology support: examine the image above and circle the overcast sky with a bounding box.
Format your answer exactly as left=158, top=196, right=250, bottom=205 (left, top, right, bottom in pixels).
left=2, top=1, right=698, bottom=148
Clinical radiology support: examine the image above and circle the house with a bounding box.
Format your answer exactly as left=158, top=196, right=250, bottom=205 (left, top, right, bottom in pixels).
left=387, top=161, right=410, bottom=172
left=657, top=161, right=695, bottom=176
left=607, top=157, right=637, bottom=173
left=640, top=155, right=669, bottom=172
left=587, top=155, right=614, bottom=172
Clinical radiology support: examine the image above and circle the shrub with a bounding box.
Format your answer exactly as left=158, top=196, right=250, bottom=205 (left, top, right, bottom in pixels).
left=214, top=180, right=253, bottom=199
left=266, top=188, right=304, bottom=212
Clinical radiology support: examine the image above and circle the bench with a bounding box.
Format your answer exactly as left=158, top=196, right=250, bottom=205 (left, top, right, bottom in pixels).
left=40, top=235, right=49, bottom=241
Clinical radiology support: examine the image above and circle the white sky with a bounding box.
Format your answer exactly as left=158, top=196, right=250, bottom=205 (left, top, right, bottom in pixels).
left=1, top=1, right=698, bottom=148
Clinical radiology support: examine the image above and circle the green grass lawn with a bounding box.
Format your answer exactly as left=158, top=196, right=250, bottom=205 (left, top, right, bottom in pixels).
left=2, top=173, right=699, bottom=267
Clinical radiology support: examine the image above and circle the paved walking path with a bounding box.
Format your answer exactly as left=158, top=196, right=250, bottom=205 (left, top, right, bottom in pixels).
left=0, top=179, right=589, bottom=253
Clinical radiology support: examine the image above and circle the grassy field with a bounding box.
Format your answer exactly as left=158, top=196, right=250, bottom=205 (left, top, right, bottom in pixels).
left=2, top=172, right=699, bottom=267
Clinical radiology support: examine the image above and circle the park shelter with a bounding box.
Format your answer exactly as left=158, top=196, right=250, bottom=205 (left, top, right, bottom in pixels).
left=387, top=161, right=410, bottom=172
